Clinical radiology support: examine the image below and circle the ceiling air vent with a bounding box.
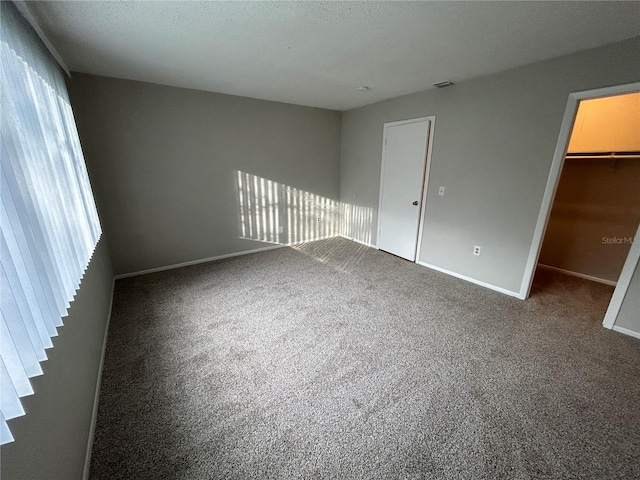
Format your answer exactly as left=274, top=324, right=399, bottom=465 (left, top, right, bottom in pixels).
left=433, top=80, right=454, bottom=88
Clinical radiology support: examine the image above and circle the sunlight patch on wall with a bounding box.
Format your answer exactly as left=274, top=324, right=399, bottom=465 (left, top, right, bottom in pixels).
left=341, top=203, right=373, bottom=246
left=236, top=171, right=372, bottom=246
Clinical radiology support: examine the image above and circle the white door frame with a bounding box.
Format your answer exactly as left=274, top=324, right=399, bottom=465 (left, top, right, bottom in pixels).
left=518, top=82, right=640, bottom=330
left=377, top=116, right=436, bottom=261
left=603, top=222, right=640, bottom=331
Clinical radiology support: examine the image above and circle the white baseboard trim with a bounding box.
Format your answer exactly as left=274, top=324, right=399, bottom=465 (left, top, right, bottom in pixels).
left=537, top=263, right=617, bottom=286
left=611, top=325, right=640, bottom=340
left=339, top=234, right=377, bottom=249
left=292, top=234, right=341, bottom=244
left=83, top=277, right=115, bottom=480
left=115, top=235, right=362, bottom=280
left=114, top=244, right=287, bottom=280
left=416, top=261, right=522, bottom=299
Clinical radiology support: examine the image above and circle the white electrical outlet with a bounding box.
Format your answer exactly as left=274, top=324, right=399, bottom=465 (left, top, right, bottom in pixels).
left=278, top=226, right=284, bottom=234
left=473, top=245, right=481, bottom=256
left=438, top=186, right=445, bottom=196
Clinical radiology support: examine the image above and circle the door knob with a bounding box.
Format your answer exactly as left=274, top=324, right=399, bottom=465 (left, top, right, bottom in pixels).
left=412, top=201, right=418, bottom=206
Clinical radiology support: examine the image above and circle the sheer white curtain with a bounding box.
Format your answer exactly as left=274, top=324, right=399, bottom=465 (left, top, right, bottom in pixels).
left=0, top=2, right=101, bottom=444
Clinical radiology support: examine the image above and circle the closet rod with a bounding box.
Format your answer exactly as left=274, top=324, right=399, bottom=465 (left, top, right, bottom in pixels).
left=565, top=152, right=640, bottom=160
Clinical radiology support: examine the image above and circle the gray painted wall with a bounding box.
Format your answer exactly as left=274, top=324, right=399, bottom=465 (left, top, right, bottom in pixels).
left=340, top=37, right=640, bottom=294
left=67, top=74, right=342, bottom=276
left=539, top=159, right=640, bottom=283
left=1, top=239, right=114, bottom=480
left=615, top=258, right=640, bottom=334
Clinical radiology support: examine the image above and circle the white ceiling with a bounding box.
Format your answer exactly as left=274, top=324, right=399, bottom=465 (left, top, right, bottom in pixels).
left=28, top=1, right=640, bottom=111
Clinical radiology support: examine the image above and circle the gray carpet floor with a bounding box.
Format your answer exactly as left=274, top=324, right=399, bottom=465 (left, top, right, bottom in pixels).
left=90, top=237, right=640, bottom=480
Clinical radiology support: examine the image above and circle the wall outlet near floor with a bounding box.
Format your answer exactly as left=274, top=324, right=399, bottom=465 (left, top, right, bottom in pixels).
left=278, top=226, right=284, bottom=234
left=438, top=186, right=445, bottom=196
left=473, top=245, right=481, bottom=256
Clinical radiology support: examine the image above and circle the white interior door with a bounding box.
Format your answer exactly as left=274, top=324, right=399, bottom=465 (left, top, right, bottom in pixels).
left=378, top=119, right=430, bottom=261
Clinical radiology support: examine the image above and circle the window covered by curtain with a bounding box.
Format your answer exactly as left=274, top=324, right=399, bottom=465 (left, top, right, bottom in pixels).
left=0, top=2, right=102, bottom=444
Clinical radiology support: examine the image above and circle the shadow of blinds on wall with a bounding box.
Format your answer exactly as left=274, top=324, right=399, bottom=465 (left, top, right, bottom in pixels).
left=0, top=2, right=101, bottom=444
